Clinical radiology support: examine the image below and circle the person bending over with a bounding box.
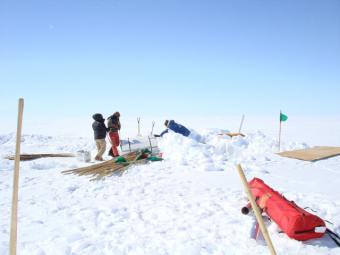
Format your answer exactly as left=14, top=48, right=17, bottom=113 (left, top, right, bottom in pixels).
left=158, top=120, right=190, bottom=137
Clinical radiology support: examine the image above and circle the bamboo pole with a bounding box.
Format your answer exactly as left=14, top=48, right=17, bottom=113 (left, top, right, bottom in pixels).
left=236, top=164, right=277, bottom=255
left=118, top=153, right=143, bottom=177
left=10, top=98, right=24, bottom=255
left=279, top=110, right=282, bottom=153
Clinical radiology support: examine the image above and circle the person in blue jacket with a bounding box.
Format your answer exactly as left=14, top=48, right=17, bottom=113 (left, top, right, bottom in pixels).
left=159, top=120, right=190, bottom=137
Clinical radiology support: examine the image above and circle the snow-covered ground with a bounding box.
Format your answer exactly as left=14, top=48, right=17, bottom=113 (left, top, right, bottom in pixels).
left=0, top=116, right=340, bottom=254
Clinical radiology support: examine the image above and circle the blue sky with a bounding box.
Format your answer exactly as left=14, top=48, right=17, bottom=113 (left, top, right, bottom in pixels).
left=1, top=0, right=339, bottom=120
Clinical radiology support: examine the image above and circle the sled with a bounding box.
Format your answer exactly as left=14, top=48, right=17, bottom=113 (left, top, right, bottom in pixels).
left=120, top=135, right=159, bottom=153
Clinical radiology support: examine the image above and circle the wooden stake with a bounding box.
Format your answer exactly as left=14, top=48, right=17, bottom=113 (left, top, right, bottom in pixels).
left=151, top=121, right=155, bottom=135
left=238, top=115, right=244, bottom=133
left=10, top=98, right=24, bottom=255
left=279, top=110, right=282, bottom=153
left=236, top=164, right=277, bottom=255
left=137, top=117, right=141, bottom=136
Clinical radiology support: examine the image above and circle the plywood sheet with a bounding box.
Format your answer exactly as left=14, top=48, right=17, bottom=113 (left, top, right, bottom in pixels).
left=276, top=146, right=340, bottom=161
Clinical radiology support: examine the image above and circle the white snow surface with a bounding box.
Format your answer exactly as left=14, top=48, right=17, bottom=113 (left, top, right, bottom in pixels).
left=0, top=116, right=340, bottom=254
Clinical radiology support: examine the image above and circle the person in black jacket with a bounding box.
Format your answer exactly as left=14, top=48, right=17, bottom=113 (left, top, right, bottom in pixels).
left=92, top=113, right=110, bottom=161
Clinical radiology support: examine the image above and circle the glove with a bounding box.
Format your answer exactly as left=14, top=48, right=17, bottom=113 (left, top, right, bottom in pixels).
left=114, top=124, right=120, bottom=130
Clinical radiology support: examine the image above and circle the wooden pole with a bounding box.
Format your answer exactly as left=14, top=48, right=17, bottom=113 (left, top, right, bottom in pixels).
left=238, top=115, right=244, bottom=133
left=236, top=164, right=277, bottom=255
left=279, top=110, right=282, bottom=153
left=10, top=98, right=24, bottom=255
left=137, top=117, right=141, bottom=136
left=151, top=121, right=155, bottom=135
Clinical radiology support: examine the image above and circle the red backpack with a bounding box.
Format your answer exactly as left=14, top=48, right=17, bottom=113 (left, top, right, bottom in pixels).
left=248, top=178, right=326, bottom=241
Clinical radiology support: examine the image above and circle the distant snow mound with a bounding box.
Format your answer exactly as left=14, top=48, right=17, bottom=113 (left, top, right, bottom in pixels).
left=205, top=130, right=309, bottom=158
left=0, top=133, right=16, bottom=145
left=1, top=134, right=96, bottom=154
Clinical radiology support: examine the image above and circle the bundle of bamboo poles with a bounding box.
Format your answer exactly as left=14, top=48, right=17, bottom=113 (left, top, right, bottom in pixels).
left=62, top=148, right=156, bottom=181
left=4, top=153, right=76, bottom=161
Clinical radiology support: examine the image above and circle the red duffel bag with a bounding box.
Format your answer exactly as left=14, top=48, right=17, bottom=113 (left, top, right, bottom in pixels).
left=248, top=178, right=326, bottom=241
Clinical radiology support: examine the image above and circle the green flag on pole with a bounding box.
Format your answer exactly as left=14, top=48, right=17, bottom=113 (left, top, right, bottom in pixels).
left=280, top=113, right=288, bottom=122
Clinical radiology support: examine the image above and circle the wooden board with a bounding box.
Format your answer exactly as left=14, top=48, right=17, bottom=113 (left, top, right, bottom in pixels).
left=276, top=146, right=340, bottom=161
left=218, top=133, right=245, bottom=137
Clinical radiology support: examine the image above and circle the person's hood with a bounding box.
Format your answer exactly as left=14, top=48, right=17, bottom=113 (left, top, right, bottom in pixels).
left=166, top=119, right=173, bottom=128
left=92, top=113, right=105, bottom=121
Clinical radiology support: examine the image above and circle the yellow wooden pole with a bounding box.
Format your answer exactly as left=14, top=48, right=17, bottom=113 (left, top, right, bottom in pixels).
left=10, top=98, right=24, bottom=255
left=236, top=164, right=277, bottom=255
left=279, top=110, right=282, bottom=153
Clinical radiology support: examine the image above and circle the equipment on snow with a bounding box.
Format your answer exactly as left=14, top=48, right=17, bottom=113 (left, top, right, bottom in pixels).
left=248, top=178, right=326, bottom=241
left=247, top=213, right=272, bottom=247
left=247, top=213, right=261, bottom=247
left=242, top=202, right=252, bottom=215
left=241, top=195, right=268, bottom=247
left=76, top=150, right=91, bottom=162
left=120, top=136, right=159, bottom=153
left=62, top=147, right=160, bottom=181
left=236, top=165, right=277, bottom=255
left=241, top=196, right=260, bottom=215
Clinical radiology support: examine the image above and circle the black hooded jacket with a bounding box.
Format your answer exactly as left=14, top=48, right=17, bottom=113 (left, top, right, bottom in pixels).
left=92, top=114, right=110, bottom=139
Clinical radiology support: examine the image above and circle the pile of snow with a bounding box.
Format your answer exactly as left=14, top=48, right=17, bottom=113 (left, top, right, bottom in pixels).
left=158, top=132, right=226, bottom=171
left=159, top=129, right=309, bottom=171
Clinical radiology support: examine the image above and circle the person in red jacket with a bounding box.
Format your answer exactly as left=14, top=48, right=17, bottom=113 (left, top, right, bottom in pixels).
left=107, top=111, right=121, bottom=157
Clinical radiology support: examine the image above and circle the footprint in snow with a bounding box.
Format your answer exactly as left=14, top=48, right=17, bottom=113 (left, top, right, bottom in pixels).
left=67, top=186, right=78, bottom=193
left=245, top=165, right=270, bottom=174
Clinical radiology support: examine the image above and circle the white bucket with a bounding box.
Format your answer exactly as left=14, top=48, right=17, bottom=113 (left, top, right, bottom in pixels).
left=76, top=150, right=91, bottom=162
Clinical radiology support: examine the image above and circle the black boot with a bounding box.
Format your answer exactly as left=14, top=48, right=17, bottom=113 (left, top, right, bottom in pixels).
left=108, top=148, right=114, bottom=157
